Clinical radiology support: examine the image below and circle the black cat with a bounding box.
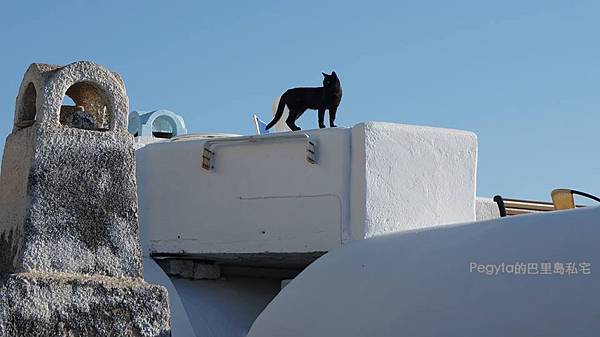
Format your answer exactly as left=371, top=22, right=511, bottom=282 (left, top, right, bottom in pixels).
left=266, top=72, right=342, bottom=131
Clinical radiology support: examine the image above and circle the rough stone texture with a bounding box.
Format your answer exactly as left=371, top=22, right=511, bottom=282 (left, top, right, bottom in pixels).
left=12, top=62, right=128, bottom=132
left=1, top=61, right=141, bottom=277
left=0, top=128, right=34, bottom=273
left=21, top=126, right=141, bottom=276
left=68, top=108, right=98, bottom=130
left=0, top=61, right=171, bottom=336
left=0, top=273, right=170, bottom=337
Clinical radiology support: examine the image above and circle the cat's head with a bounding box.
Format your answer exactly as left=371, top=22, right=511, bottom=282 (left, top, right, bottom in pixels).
left=322, top=71, right=339, bottom=87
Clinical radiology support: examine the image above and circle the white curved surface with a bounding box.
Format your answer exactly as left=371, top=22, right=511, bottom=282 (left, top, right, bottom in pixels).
left=143, top=258, right=197, bottom=337
left=143, top=257, right=280, bottom=337
left=249, top=207, right=600, bottom=337
left=170, top=277, right=280, bottom=337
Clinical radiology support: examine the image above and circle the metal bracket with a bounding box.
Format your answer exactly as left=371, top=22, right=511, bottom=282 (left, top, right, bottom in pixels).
left=201, top=133, right=318, bottom=171
left=306, top=140, right=316, bottom=164
left=202, top=148, right=215, bottom=170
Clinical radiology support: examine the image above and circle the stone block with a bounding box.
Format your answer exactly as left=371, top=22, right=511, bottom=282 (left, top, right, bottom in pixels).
left=193, top=263, right=220, bottom=280
left=0, top=273, right=170, bottom=337
left=161, top=260, right=221, bottom=280
left=168, top=260, right=195, bottom=278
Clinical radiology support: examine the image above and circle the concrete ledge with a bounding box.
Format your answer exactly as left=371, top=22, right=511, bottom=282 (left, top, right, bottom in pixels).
left=153, top=252, right=324, bottom=272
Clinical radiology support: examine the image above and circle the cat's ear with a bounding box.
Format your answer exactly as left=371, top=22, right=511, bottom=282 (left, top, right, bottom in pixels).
left=322, top=72, right=330, bottom=77
left=332, top=71, right=337, bottom=77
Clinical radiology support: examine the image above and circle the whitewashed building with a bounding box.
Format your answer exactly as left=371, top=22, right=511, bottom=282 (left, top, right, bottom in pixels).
left=135, top=121, right=600, bottom=337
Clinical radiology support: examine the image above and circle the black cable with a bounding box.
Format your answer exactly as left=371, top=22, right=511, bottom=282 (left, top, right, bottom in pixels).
left=570, top=190, right=600, bottom=204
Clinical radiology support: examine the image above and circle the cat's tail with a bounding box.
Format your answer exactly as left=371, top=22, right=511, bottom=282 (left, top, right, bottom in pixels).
left=265, top=95, right=286, bottom=130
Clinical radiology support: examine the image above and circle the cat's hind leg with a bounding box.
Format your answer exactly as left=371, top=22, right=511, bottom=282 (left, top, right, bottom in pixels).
left=286, top=113, right=301, bottom=131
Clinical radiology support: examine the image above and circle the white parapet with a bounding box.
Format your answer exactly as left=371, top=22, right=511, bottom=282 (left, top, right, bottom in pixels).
left=136, top=122, right=477, bottom=260
left=351, top=122, right=478, bottom=238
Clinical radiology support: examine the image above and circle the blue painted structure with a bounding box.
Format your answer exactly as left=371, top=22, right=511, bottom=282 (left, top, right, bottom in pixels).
left=129, top=109, right=188, bottom=139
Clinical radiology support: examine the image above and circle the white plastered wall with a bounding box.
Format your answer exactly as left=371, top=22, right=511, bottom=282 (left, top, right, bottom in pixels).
left=137, top=128, right=352, bottom=254
left=137, top=122, right=477, bottom=256
left=351, top=122, right=478, bottom=238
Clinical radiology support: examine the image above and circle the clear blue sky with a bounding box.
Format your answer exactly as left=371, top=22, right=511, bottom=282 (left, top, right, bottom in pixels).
left=1, top=1, right=599, bottom=203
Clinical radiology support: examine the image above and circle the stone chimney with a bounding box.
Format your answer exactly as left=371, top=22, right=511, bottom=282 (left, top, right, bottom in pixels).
left=0, top=61, right=170, bottom=336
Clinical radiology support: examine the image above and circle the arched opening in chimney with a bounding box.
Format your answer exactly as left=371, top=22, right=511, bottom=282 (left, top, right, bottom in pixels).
left=60, top=81, right=112, bottom=131
left=16, top=83, right=37, bottom=129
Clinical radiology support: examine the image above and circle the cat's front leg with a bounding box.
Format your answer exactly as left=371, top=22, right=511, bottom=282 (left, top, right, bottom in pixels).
left=318, top=108, right=326, bottom=128
left=329, top=106, right=338, bottom=127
